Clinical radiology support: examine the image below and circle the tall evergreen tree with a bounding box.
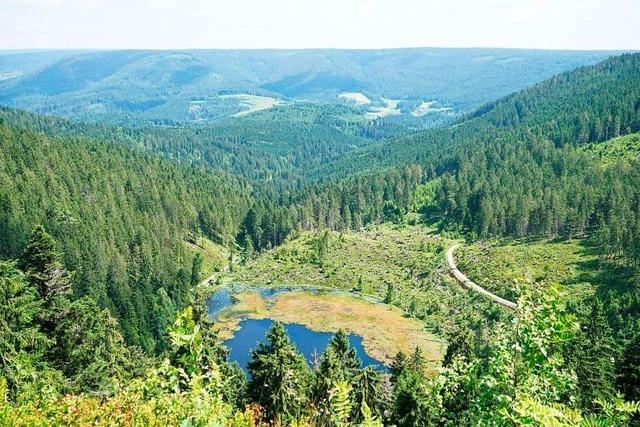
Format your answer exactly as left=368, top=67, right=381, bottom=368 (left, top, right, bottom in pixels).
left=573, top=299, right=617, bottom=410
left=618, top=333, right=640, bottom=402
left=17, top=225, right=70, bottom=303
left=328, top=329, right=362, bottom=372
left=247, top=321, right=311, bottom=422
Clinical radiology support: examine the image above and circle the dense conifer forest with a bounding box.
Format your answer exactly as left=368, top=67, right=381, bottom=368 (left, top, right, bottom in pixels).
left=1, top=51, right=640, bottom=425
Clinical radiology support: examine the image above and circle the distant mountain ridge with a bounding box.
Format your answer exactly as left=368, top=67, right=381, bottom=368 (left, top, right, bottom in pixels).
left=0, top=48, right=618, bottom=124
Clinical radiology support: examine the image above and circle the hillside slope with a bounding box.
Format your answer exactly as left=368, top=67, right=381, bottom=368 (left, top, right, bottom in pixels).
left=0, top=119, right=251, bottom=350
left=316, top=52, right=640, bottom=178
left=0, top=48, right=616, bottom=123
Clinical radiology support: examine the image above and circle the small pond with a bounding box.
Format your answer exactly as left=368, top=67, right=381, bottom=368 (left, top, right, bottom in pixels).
left=207, top=284, right=380, bottom=319
left=223, top=318, right=388, bottom=373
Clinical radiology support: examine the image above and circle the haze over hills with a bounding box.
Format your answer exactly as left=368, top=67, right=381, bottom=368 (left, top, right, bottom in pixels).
left=1, top=46, right=640, bottom=425
left=0, top=48, right=618, bottom=125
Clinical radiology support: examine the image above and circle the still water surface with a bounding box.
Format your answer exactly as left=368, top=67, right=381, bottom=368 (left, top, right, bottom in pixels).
left=223, top=318, right=388, bottom=373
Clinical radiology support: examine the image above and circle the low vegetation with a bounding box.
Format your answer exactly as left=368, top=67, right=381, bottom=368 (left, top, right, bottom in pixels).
left=228, top=224, right=452, bottom=297
left=456, top=238, right=597, bottom=301
left=213, top=290, right=446, bottom=366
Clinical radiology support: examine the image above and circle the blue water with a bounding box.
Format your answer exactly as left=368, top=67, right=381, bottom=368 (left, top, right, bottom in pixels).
left=207, top=285, right=315, bottom=318
left=207, top=285, right=383, bottom=319
left=223, top=318, right=388, bottom=373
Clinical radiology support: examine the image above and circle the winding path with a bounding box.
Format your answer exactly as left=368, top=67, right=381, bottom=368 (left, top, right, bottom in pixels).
left=446, top=244, right=517, bottom=310
left=198, top=264, right=229, bottom=288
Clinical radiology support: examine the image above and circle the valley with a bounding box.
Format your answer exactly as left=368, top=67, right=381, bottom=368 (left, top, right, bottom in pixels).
left=1, top=48, right=639, bottom=426
left=211, top=289, right=445, bottom=368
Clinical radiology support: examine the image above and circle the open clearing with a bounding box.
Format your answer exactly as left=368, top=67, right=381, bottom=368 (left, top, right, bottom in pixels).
left=456, top=239, right=600, bottom=302
left=213, top=290, right=445, bottom=367
left=225, top=224, right=453, bottom=297
left=411, top=100, right=453, bottom=117
left=366, top=97, right=402, bottom=119
left=338, top=92, right=371, bottom=105
left=220, top=94, right=283, bottom=116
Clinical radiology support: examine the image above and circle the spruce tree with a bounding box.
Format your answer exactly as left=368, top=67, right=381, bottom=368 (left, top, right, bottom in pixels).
left=618, top=332, right=640, bottom=402
left=313, top=345, right=346, bottom=423
left=17, top=225, right=70, bottom=302
left=390, top=351, right=407, bottom=384
left=574, top=299, right=617, bottom=410
left=328, top=329, right=362, bottom=372
left=248, top=321, right=311, bottom=422
left=190, top=253, right=203, bottom=287
left=351, top=366, right=387, bottom=422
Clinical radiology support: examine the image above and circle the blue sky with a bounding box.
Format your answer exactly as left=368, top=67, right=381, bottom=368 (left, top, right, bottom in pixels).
left=1, top=0, right=639, bottom=50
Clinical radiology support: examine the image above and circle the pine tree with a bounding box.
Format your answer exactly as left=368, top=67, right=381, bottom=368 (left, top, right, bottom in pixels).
left=247, top=321, right=311, bottom=422
left=573, top=299, right=617, bottom=410
left=190, top=253, right=203, bottom=287
left=313, top=345, right=348, bottom=424
left=328, top=329, right=362, bottom=372
left=383, top=283, right=394, bottom=304
left=351, top=366, right=387, bottom=422
left=17, top=225, right=70, bottom=302
left=390, top=351, right=407, bottom=384
left=618, top=332, right=640, bottom=402
left=0, top=261, right=51, bottom=399
left=409, top=346, right=426, bottom=372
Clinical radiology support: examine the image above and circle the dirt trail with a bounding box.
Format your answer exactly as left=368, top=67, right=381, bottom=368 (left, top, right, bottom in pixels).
left=446, top=244, right=517, bottom=310
left=198, top=264, right=229, bottom=288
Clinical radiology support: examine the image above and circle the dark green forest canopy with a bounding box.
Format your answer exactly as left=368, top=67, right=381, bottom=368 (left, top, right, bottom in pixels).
left=0, top=103, right=409, bottom=188
left=0, top=49, right=640, bottom=425
left=0, top=120, right=251, bottom=351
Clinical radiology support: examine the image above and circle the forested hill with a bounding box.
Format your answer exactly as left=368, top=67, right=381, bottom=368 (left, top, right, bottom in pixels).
left=315, top=52, right=640, bottom=179
left=0, top=103, right=408, bottom=187
left=1, top=52, right=639, bottom=353
left=0, top=119, right=251, bottom=351
left=0, top=48, right=615, bottom=123
left=272, top=53, right=640, bottom=269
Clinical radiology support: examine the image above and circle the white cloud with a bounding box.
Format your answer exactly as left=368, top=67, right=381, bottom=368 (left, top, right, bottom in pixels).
left=0, top=0, right=638, bottom=50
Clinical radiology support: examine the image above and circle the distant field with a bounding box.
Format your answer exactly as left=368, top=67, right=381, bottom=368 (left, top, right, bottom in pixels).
left=338, top=92, right=371, bottom=105
left=411, top=100, right=453, bottom=117
left=366, top=97, right=402, bottom=119
left=220, top=94, right=284, bottom=116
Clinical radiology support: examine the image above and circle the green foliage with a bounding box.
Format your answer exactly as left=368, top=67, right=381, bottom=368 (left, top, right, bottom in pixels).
left=53, top=296, right=138, bottom=393
left=313, top=230, right=331, bottom=267
left=0, top=121, right=250, bottom=351
left=0, top=261, right=53, bottom=401
left=618, top=333, right=640, bottom=402
left=329, top=380, right=353, bottom=427
left=247, top=321, right=311, bottom=423
left=569, top=300, right=617, bottom=409
left=17, top=225, right=70, bottom=303
left=392, top=365, right=435, bottom=426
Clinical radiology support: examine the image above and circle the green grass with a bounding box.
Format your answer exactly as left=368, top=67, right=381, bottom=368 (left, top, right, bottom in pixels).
left=456, top=238, right=601, bottom=302
left=225, top=223, right=453, bottom=298
left=185, top=236, right=229, bottom=278
left=580, top=131, right=640, bottom=165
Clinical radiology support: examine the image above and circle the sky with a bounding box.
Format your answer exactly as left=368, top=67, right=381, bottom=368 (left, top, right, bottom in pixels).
left=1, top=0, right=639, bottom=51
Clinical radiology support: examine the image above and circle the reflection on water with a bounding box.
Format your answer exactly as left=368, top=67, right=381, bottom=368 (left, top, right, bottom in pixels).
left=223, top=318, right=388, bottom=374
left=207, top=284, right=380, bottom=318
